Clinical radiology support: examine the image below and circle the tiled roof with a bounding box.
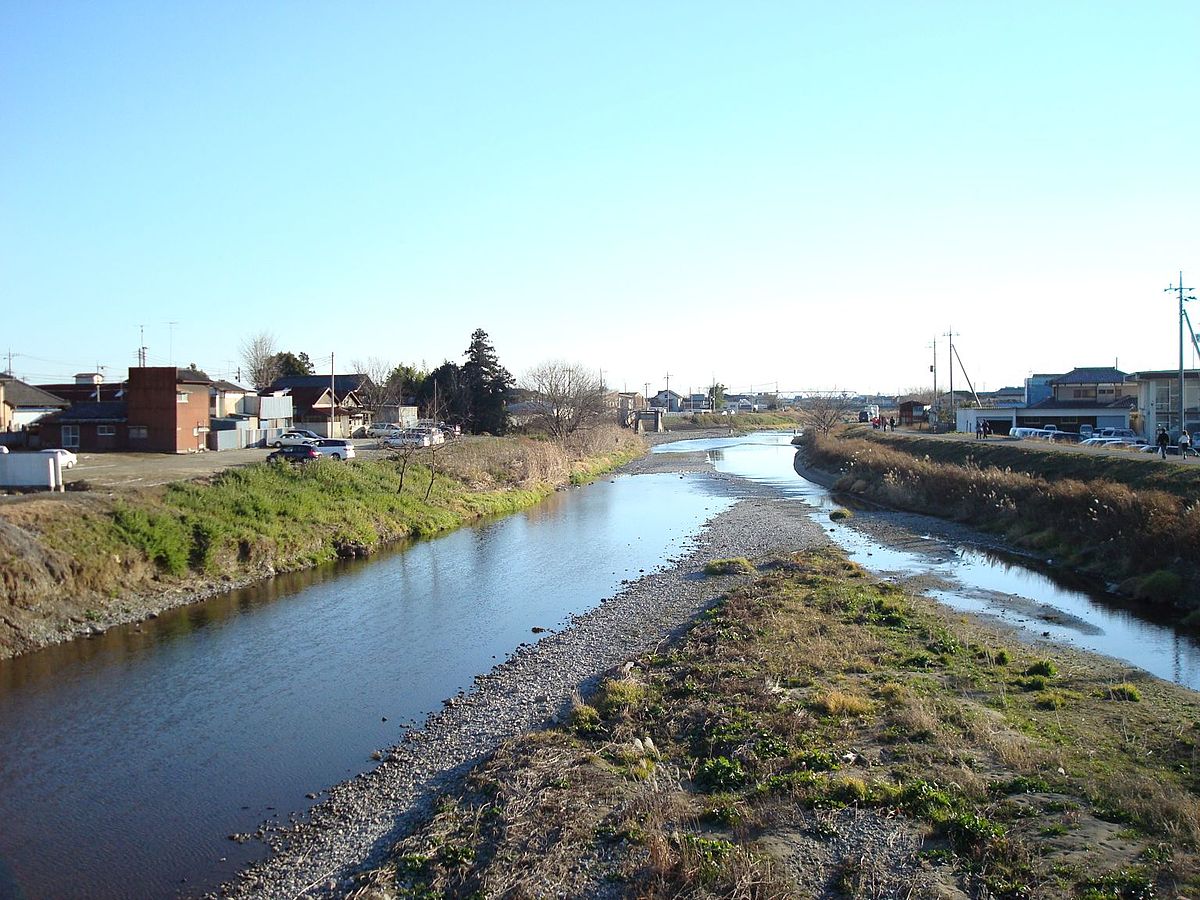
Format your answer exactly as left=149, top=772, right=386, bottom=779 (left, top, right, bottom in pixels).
left=269, top=374, right=373, bottom=397
left=1050, top=367, right=1128, bottom=385
left=0, top=377, right=70, bottom=409
left=211, top=379, right=252, bottom=392
left=58, top=401, right=129, bottom=423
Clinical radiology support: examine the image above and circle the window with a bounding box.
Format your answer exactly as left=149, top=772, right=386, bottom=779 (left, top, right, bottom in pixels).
left=97, top=425, right=116, bottom=436
left=177, top=391, right=189, bottom=404
left=129, top=426, right=148, bottom=439
left=62, top=425, right=79, bottom=448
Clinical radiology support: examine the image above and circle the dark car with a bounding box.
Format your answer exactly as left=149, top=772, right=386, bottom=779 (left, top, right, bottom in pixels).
left=267, top=444, right=320, bottom=463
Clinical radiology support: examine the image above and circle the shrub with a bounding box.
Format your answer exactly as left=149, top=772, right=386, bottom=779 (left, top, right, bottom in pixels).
left=704, top=557, right=755, bottom=576
left=829, top=507, right=853, bottom=521
left=695, top=756, right=749, bottom=790
left=1107, top=683, right=1142, bottom=702
left=595, top=678, right=646, bottom=718
left=1024, top=660, right=1058, bottom=678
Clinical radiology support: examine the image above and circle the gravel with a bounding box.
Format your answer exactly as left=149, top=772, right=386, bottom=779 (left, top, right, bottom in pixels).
left=217, top=454, right=830, bottom=898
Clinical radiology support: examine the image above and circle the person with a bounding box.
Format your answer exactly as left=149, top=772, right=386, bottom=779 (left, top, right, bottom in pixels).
left=1181, top=429, right=1193, bottom=459
left=983, top=420, right=992, bottom=439
left=1157, top=427, right=1170, bottom=459
left=889, top=416, right=896, bottom=432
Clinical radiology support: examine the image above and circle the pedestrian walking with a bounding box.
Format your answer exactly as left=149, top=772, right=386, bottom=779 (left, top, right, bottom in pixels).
left=982, top=420, right=992, bottom=439
left=889, top=416, right=896, bottom=432
left=1181, top=429, right=1193, bottom=459
left=1157, top=427, right=1170, bottom=459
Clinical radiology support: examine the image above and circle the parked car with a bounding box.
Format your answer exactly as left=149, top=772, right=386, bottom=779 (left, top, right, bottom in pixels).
left=40, top=448, right=78, bottom=468
left=367, top=422, right=404, bottom=438
left=267, top=444, right=320, bottom=463
left=382, top=429, right=432, bottom=448
left=311, top=439, right=356, bottom=460
left=272, top=429, right=322, bottom=448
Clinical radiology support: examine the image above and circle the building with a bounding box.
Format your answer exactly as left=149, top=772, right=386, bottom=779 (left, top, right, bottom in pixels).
left=1129, top=369, right=1200, bottom=438
left=1024, top=374, right=1059, bottom=406
left=42, top=367, right=212, bottom=452
left=267, top=374, right=372, bottom=437
left=649, top=389, right=684, bottom=413
left=0, top=376, right=70, bottom=431
left=957, top=367, right=1137, bottom=436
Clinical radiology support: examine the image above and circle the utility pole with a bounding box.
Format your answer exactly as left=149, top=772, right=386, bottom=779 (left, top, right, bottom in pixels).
left=944, top=329, right=959, bottom=431
left=664, top=372, right=672, bottom=412
left=330, top=352, right=336, bottom=438
left=928, top=338, right=937, bottom=430
left=138, top=325, right=147, bottom=367
left=167, top=321, right=178, bottom=367
left=1165, top=272, right=1195, bottom=437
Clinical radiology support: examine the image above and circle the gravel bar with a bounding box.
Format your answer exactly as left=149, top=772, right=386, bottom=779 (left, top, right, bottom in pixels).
left=218, top=461, right=829, bottom=898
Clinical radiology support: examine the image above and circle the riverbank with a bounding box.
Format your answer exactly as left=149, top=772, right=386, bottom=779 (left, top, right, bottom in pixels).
left=0, top=428, right=643, bottom=660
left=219, top=469, right=830, bottom=898
left=801, top=428, right=1200, bottom=613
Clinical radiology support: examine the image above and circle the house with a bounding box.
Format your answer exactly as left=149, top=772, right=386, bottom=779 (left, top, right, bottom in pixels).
left=978, top=386, right=1026, bottom=407
left=210, top=379, right=255, bottom=418
left=277, top=385, right=364, bottom=438
left=1129, top=369, right=1200, bottom=438
left=42, top=367, right=212, bottom=452
left=649, top=389, right=684, bottom=413
left=0, top=376, right=70, bottom=430
left=267, top=374, right=372, bottom=437
left=957, top=367, right=1137, bottom=436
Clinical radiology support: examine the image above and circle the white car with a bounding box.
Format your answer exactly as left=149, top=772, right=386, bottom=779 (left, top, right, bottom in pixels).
left=367, top=422, right=405, bottom=438
left=311, top=439, right=356, bottom=460
left=272, top=430, right=322, bottom=448
left=383, top=429, right=432, bottom=448
left=40, top=448, right=78, bottom=468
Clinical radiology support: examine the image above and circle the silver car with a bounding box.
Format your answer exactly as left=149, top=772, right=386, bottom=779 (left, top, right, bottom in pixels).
left=311, top=439, right=356, bottom=460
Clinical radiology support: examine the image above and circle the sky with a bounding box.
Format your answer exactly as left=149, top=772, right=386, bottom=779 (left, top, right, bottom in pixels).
left=3, top=1, right=1198, bottom=397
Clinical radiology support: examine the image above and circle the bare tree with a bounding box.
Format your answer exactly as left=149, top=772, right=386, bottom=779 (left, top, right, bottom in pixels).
left=797, top=391, right=857, bottom=436
left=522, top=361, right=610, bottom=439
left=350, top=356, right=397, bottom=412
left=240, top=332, right=280, bottom=390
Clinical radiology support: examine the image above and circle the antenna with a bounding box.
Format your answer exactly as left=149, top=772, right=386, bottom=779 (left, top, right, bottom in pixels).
left=167, top=321, right=179, bottom=367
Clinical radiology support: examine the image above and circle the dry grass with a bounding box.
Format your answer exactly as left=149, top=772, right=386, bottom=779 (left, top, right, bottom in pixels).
left=803, top=430, right=1200, bottom=606
left=353, top=549, right=1200, bottom=898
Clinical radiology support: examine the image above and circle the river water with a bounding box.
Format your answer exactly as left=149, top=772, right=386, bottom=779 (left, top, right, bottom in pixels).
left=0, top=474, right=730, bottom=899
left=2, top=433, right=1197, bottom=898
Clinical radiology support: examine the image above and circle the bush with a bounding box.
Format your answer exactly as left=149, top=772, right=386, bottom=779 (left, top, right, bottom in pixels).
left=704, top=557, right=755, bottom=576
left=1024, top=660, right=1058, bottom=678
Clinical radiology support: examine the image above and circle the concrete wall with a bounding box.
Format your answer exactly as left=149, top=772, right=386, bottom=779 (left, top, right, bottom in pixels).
left=0, top=452, right=62, bottom=489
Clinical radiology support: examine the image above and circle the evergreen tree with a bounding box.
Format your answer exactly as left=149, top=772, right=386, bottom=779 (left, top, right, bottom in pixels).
left=415, top=361, right=467, bottom=424
left=270, top=351, right=314, bottom=377
left=462, top=329, right=513, bottom=435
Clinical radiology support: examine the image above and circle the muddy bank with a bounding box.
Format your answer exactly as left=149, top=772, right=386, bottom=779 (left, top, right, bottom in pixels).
left=218, top=486, right=830, bottom=897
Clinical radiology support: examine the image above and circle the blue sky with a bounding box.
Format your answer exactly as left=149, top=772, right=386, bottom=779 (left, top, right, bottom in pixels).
left=3, top=2, right=1197, bottom=395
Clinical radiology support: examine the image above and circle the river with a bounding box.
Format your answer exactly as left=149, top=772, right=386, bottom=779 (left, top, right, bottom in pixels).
left=1, top=433, right=1198, bottom=899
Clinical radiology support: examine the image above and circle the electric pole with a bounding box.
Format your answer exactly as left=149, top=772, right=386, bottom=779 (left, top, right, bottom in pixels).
left=664, top=372, right=672, bottom=412
left=928, top=338, right=937, bottom=430
left=1165, top=272, right=1195, bottom=437
left=944, top=329, right=959, bottom=430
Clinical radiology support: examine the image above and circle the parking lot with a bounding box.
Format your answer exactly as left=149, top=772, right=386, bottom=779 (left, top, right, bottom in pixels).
left=49, top=439, right=388, bottom=491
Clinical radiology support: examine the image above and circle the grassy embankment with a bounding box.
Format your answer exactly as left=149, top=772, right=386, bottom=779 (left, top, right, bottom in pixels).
left=673, top=411, right=803, bottom=432
left=354, top=549, right=1200, bottom=899
left=0, top=426, right=643, bottom=657
left=803, top=428, right=1200, bottom=612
